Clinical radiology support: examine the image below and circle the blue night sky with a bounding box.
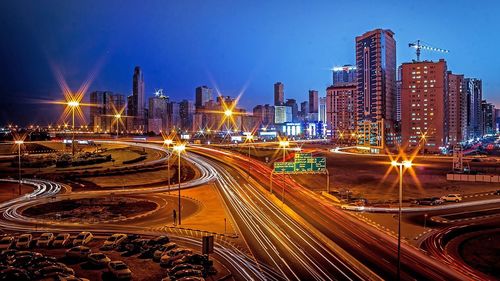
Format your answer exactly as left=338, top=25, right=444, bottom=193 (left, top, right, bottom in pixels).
left=0, top=0, right=499, bottom=125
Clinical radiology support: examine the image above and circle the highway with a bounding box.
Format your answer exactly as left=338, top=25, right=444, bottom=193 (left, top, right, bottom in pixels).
left=193, top=146, right=473, bottom=281
left=0, top=143, right=279, bottom=281
left=200, top=153, right=366, bottom=280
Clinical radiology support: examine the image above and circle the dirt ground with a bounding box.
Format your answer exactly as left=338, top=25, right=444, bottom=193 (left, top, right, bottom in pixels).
left=23, top=197, right=157, bottom=223
left=459, top=231, right=500, bottom=278
left=0, top=183, right=33, bottom=202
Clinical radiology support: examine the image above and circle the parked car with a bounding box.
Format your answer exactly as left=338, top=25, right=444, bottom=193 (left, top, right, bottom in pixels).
left=0, top=267, right=30, bottom=281
left=52, top=233, right=71, bottom=248
left=116, top=234, right=141, bottom=252
left=107, top=260, right=132, bottom=280
left=34, top=264, right=75, bottom=279
left=16, top=234, right=32, bottom=249
left=160, top=253, right=190, bottom=268
left=65, top=246, right=91, bottom=260
left=147, top=235, right=169, bottom=246
left=0, top=236, right=14, bottom=251
left=167, top=248, right=192, bottom=257
left=176, top=277, right=205, bottom=281
left=87, top=252, right=111, bottom=267
left=101, top=234, right=127, bottom=250
left=172, top=269, right=203, bottom=280
left=72, top=232, right=93, bottom=246
left=36, top=233, right=55, bottom=248
left=494, top=189, right=500, bottom=195
left=414, top=197, right=443, bottom=205
left=59, top=275, right=90, bottom=281
left=153, top=243, right=177, bottom=262
left=167, top=263, right=204, bottom=275
left=171, top=254, right=208, bottom=268
left=441, top=194, right=462, bottom=203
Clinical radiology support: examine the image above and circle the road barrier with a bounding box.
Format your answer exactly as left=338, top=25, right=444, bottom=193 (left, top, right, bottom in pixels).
left=446, top=173, right=499, bottom=183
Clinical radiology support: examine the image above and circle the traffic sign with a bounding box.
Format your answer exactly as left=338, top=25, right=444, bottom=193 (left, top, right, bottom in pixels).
left=274, top=162, right=295, bottom=173
left=274, top=156, right=326, bottom=173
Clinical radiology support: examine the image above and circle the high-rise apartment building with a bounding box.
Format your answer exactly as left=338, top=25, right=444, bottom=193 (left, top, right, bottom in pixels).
left=179, top=100, right=194, bottom=131
left=355, top=29, right=397, bottom=148
left=401, top=60, right=448, bottom=152
left=326, top=83, right=357, bottom=139
left=274, top=82, right=284, bottom=106
left=195, top=86, right=213, bottom=108
left=464, top=78, right=483, bottom=139
left=285, top=99, right=298, bottom=122
left=481, top=101, right=495, bottom=135
left=89, top=91, right=125, bottom=133
left=447, top=72, right=466, bottom=145
left=332, top=65, right=357, bottom=85
left=148, top=91, right=169, bottom=133
left=128, top=66, right=145, bottom=117
left=309, top=90, right=318, bottom=113
left=319, top=97, right=326, bottom=124
left=253, top=104, right=275, bottom=128
left=274, top=106, right=292, bottom=124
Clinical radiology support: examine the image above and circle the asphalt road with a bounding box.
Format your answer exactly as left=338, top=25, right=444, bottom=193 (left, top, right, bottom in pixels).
left=194, top=146, right=473, bottom=281
left=195, top=149, right=366, bottom=281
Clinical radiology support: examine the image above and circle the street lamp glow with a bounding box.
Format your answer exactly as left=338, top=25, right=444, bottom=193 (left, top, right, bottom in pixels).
left=14, top=140, right=24, bottom=145
left=279, top=140, right=289, bottom=147
left=224, top=109, right=233, bottom=117
left=164, top=139, right=173, bottom=145
left=246, top=135, right=254, bottom=141
left=403, top=161, right=412, bottom=168
left=114, top=114, right=121, bottom=119
left=67, top=101, right=80, bottom=107
left=173, top=144, right=186, bottom=152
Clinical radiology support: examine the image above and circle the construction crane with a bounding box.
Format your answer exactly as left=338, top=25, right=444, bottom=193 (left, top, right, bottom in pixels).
left=408, top=40, right=449, bottom=61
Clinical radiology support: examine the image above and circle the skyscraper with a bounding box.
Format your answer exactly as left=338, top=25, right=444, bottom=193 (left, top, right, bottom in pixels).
left=90, top=91, right=125, bottom=133
left=128, top=66, right=145, bottom=117
left=148, top=90, right=169, bottom=133
left=401, top=60, right=448, bottom=152
left=179, top=100, right=194, bottom=131
left=447, top=72, right=466, bottom=145
left=355, top=29, right=397, bottom=149
left=195, top=86, right=213, bottom=108
left=319, top=97, right=327, bottom=124
left=332, top=65, right=357, bottom=85
left=326, top=83, right=357, bottom=139
left=253, top=104, right=275, bottom=127
left=274, top=82, right=284, bottom=106
left=285, top=99, right=298, bottom=122
left=308, top=90, right=319, bottom=121
left=481, top=101, right=495, bottom=135
left=464, top=78, right=482, bottom=139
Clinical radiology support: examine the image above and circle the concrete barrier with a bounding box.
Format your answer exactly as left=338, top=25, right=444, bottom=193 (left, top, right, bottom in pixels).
left=447, top=173, right=500, bottom=183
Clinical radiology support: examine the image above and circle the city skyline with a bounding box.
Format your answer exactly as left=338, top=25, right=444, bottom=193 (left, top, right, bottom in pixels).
left=1, top=1, right=500, bottom=126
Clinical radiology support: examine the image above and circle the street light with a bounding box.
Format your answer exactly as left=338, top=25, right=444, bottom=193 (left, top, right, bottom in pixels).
left=114, top=114, right=122, bottom=137
left=164, top=139, right=173, bottom=193
left=67, top=100, right=80, bottom=156
left=279, top=140, right=289, bottom=204
left=224, top=109, right=233, bottom=137
left=245, top=135, right=254, bottom=175
left=391, top=159, right=412, bottom=281
left=14, top=140, right=24, bottom=194
left=420, top=133, right=427, bottom=155
left=173, top=144, right=186, bottom=225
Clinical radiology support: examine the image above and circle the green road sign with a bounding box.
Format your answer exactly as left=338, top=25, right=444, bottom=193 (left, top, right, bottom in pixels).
left=274, top=162, right=295, bottom=173
left=274, top=157, right=326, bottom=173
left=294, top=153, right=312, bottom=163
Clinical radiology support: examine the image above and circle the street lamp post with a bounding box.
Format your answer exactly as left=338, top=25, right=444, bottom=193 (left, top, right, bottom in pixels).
left=279, top=140, right=289, bottom=204
left=224, top=109, right=232, bottom=141
left=246, top=135, right=253, bottom=174
left=114, top=114, right=121, bottom=138
left=68, top=101, right=79, bottom=156
left=164, top=139, right=173, bottom=193
left=173, top=144, right=186, bottom=225
left=391, top=160, right=412, bottom=281
left=15, top=140, right=24, bottom=194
